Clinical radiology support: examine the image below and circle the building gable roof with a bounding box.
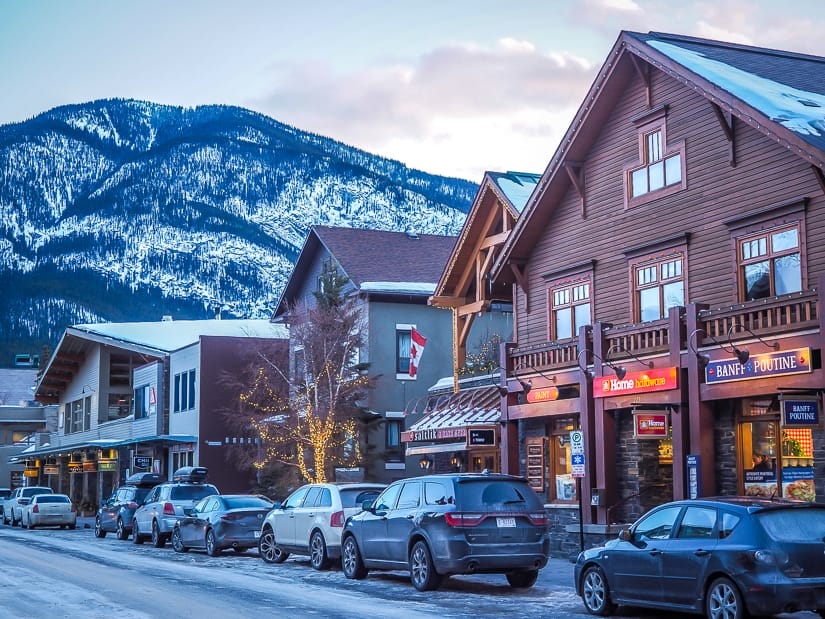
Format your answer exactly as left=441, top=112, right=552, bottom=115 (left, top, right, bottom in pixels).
left=492, top=30, right=825, bottom=281
left=273, top=226, right=457, bottom=318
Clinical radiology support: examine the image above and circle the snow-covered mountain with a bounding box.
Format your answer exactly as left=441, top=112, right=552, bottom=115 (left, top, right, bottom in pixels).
left=0, top=99, right=476, bottom=365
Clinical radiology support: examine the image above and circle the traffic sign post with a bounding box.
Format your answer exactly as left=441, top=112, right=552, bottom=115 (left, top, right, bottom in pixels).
left=569, top=429, right=586, bottom=552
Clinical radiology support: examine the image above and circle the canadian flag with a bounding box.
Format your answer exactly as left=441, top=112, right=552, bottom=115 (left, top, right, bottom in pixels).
left=409, top=328, right=427, bottom=377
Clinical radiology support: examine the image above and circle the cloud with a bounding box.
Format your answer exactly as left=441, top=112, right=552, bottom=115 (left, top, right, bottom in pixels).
left=250, top=39, right=595, bottom=179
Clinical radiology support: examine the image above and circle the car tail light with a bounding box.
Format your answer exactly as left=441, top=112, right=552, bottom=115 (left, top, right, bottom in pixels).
left=445, top=512, right=485, bottom=527
left=527, top=512, right=548, bottom=526
left=330, top=510, right=344, bottom=528
left=162, top=502, right=176, bottom=516
left=220, top=513, right=240, bottom=521
left=32, top=505, right=39, bottom=513
left=70, top=504, right=76, bottom=513
left=127, top=501, right=138, bottom=510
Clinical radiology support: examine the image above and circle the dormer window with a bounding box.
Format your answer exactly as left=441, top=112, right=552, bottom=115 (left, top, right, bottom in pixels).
left=624, top=105, right=686, bottom=207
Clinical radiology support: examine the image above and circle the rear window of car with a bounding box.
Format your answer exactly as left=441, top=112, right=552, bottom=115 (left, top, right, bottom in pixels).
left=456, top=479, right=543, bottom=511
left=223, top=496, right=273, bottom=509
left=340, top=487, right=383, bottom=508
left=23, top=488, right=52, bottom=497
left=35, top=495, right=70, bottom=504
left=757, top=507, right=825, bottom=542
left=169, top=485, right=219, bottom=501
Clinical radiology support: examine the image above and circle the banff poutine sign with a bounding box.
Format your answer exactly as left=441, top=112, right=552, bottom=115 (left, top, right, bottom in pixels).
left=705, top=347, right=811, bottom=384
left=592, top=367, right=678, bottom=398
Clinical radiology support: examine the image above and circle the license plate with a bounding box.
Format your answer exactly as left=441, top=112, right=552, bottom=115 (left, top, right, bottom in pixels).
left=496, top=517, right=516, bottom=528
left=253, top=530, right=260, bottom=538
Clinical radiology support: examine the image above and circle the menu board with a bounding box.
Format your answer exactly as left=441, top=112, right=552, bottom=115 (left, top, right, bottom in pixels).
left=526, top=438, right=545, bottom=492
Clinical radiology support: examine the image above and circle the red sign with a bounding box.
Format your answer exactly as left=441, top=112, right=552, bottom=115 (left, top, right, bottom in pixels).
left=526, top=386, right=559, bottom=403
left=401, top=427, right=467, bottom=443
left=634, top=412, right=669, bottom=438
left=593, top=367, right=678, bottom=398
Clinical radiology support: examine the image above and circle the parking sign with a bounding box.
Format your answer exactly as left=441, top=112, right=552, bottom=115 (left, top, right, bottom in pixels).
left=570, top=430, right=585, bottom=477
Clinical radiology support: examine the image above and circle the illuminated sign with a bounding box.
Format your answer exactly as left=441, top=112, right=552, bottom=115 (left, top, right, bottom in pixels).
left=781, top=396, right=820, bottom=428
left=593, top=367, right=678, bottom=398
left=705, top=348, right=811, bottom=384
left=44, top=465, right=59, bottom=475
left=633, top=411, right=669, bottom=438
left=23, top=469, right=39, bottom=478
left=401, top=427, right=467, bottom=443
left=68, top=463, right=83, bottom=474
left=526, top=386, right=559, bottom=403
left=467, top=427, right=496, bottom=446
left=98, top=460, right=118, bottom=472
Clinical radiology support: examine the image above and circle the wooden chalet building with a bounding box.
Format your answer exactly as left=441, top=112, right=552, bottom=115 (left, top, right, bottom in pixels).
left=487, top=31, right=825, bottom=557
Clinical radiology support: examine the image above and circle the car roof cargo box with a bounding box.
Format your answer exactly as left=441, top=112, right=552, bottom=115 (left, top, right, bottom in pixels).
left=125, top=472, right=165, bottom=487
left=171, top=466, right=208, bottom=483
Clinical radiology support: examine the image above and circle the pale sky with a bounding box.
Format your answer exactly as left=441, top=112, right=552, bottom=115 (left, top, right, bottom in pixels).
left=2, top=0, right=824, bottom=181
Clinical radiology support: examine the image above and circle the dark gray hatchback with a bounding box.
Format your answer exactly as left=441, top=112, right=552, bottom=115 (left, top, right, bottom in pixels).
left=575, top=497, right=825, bottom=619
left=341, top=473, right=549, bottom=591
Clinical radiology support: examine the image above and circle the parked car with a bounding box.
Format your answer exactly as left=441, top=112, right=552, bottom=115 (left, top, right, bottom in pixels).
left=574, top=497, right=825, bottom=618
left=94, top=472, right=165, bottom=540
left=0, top=488, right=11, bottom=517
left=172, top=494, right=274, bottom=556
left=340, top=473, right=549, bottom=591
left=3, top=486, right=54, bottom=526
left=21, top=493, right=76, bottom=529
left=132, top=467, right=218, bottom=548
left=259, top=482, right=385, bottom=570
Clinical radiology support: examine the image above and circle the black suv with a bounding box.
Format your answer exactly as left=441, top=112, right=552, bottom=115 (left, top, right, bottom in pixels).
left=341, top=472, right=549, bottom=591
left=95, top=473, right=165, bottom=540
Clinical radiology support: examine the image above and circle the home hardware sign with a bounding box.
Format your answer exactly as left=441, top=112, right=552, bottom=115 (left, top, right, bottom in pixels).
left=705, top=348, right=811, bottom=384
left=592, top=367, right=678, bottom=398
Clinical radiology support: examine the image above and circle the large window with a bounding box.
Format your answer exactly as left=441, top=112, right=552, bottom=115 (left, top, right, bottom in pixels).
left=550, top=279, right=591, bottom=340
left=624, top=106, right=685, bottom=207
left=396, top=326, right=412, bottom=376
left=173, top=369, right=197, bottom=413
left=738, top=224, right=802, bottom=300
left=66, top=396, right=92, bottom=434
left=633, top=254, right=685, bottom=322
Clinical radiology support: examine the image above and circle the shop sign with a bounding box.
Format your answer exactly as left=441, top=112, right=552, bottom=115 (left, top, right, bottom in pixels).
left=401, top=427, right=467, bottom=443
left=132, top=455, right=152, bottom=470
left=526, top=386, right=559, bottom=403
left=633, top=411, right=669, bottom=438
left=43, top=465, right=59, bottom=475
left=98, top=460, right=118, bottom=472
left=780, top=396, right=820, bottom=428
left=705, top=347, right=811, bottom=384
left=82, top=461, right=97, bottom=472
left=593, top=367, right=678, bottom=398
left=467, top=427, right=496, bottom=446
left=68, top=463, right=83, bottom=474
left=23, top=468, right=39, bottom=478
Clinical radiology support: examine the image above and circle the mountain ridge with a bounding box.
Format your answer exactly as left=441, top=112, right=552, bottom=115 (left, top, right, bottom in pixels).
left=0, top=98, right=476, bottom=366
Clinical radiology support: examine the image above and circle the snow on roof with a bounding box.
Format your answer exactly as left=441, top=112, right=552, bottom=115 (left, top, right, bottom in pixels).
left=650, top=40, right=825, bottom=141
left=491, top=172, right=540, bottom=213
left=359, top=282, right=437, bottom=295
left=71, top=319, right=287, bottom=353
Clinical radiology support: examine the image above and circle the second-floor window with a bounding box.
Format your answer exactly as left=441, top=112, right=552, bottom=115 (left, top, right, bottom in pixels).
left=66, top=396, right=91, bottom=434
left=173, top=369, right=196, bottom=413
left=624, top=106, right=685, bottom=208
left=550, top=280, right=591, bottom=340
left=739, top=224, right=802, bottom=300
left=396, top=328, right=412, bottom=375
left=134, top=385, right=149, bottom=419
left=634, top=255, right=684, bottom=322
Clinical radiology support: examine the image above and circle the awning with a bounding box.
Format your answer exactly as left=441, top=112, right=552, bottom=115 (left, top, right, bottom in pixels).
left=7, top=434, right=198, bottom=463
left=402, top=385, right=501, bottom=444
left=406, top=442, right=466, bottom=456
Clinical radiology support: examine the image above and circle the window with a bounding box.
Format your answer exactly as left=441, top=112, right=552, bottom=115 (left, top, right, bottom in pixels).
left=134, top=385, right=148, bottom=419
left=396, top=482, right=421, bottom=509
left=738, top=224, right=802, bottom=300
left=624, top=106, right=685, bottom=207
left=550, top=279, right=591, bottom=340
left=633, top=254, right=685, bottom=322
left=174, top=369, right=197, bottom=412
left=65, top=396, right=92, bottom=434
left=633, top=505, right=682, bottom=542
left=396, top=327, right=412, bottom=375
left=374, top=483, right=402, bottom=511
left=386, top=420, right=401, bottom=449
left=677, top=506, right=717, bottom=539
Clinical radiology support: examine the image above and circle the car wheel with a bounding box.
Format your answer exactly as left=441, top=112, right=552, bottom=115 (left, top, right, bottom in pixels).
left=94, top=517, right=106, bottom=538
left=171, top=526, right=188, bottom=553
left=581, top=565, right=617, bottom=616
left=205, top=529, right=221, bottom=557
left=11, top=511, right=19, bottom=527
left=259, top=527, right=289, bottom=564
left=706, top=576, right=745, bottom=619
left=21, top=517, right=28, bottom=529
left=409, top=540, right=441, bottom=591
left=506, top=569, right=539, bottom=588
left=151, top=520, right=165, bottom=548
left=116, top=517, right=128, bottom=541
left=341, top=535, right=367, bottom=580
left=132, top=519, right=144, bottom=545
left=310, top=531, right=330, bottom=570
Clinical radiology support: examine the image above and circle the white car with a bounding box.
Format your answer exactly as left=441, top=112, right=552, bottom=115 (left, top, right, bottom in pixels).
left=22, top=493, right=76, bottom=529
left=259, top=482, right=384, bottom=570
left=3, top=486, right=54, bottom=526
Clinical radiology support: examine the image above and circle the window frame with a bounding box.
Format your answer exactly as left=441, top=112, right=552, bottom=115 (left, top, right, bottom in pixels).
left=625, top=237, right=689, bottom=324
left=547, top=274, right=592, bottom=341
left=736, top=222, right=804, bottom=301
left=173, top=368, right=197, bottom=413
left=395, top=324, right=415, bottom=379
left=623, top=106, right=686, bottom=209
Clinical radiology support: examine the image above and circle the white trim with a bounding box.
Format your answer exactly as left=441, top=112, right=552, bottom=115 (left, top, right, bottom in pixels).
left=384, top=462, right=406, bottom=470
left=405, top=442, right=466, bottom=456
left=385, top=411, right=405, bottom=418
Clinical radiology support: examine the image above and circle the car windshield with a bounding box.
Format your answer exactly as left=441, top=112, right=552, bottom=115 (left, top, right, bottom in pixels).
left=35, top=495, right=70, bottom=504
left=341, top=488, right=383, bottom=508
left=456, top=480, right=543, bottom=511
left=223, top=496, right=273, bottom=509
left=757, top=507, right=825, bottom=542
left=169, top=485, right=218, bottom=501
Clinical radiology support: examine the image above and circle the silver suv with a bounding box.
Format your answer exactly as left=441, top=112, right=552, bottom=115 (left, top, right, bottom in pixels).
left=131, top=467, right=218, bottom=547
left=3, top=486, right=54, bottom=526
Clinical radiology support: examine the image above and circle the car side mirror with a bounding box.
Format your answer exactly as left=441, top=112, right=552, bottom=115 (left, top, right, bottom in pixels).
left=362, top=500, right=375, bottom=512
left=618, top=529, right=632, bottom=542
left=271, top=501, right=282, bottom=510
